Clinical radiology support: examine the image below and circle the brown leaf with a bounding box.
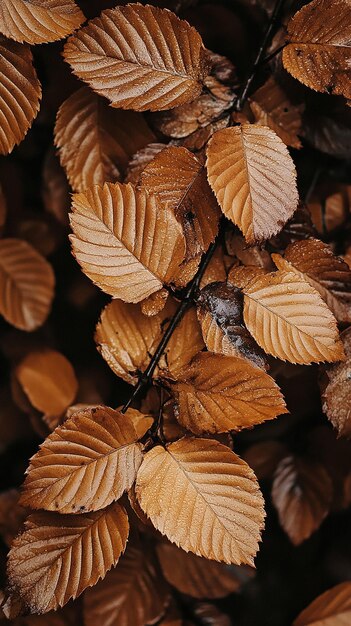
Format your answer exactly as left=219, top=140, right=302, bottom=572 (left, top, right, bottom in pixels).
left=170, top=352, right=286, bottom=434
left=206, top=124, right=298, bottom=243
left=20, top=406, right=143, bottom=513
left=322, top=327, right=351, bottom=437
left=125, top=143, right=166, bottom=185
left=197, top=281, right=269, bottom=369
left=140, top=288, right=168, bottom=317
left=7, top=503, right=129, bottom=613
left=135, top=436, right=265, bottom=565
left=15, top=350, right=78, bottom=428
left=0, top=0, right=84, bottom=44
left=283, top=0, right=351, bottom=99
left=70, top=182, right=185, bottom=302
left=55, top=88, right=155, bottom=192
left=0, top=239, right=54, bottom=331
left=0, top=39, right=41, bottom=155
left=241, top=270, right=344, bottom=364
left=225, top=232, right=273, bottom=270
left=84, top=542, right=169, bottom=626
left=308, top=182, right=351, bottom=235
left=63, top=4, right=209, bottom=112
left=120, top=407, right=154, bottom=439
left=272, top=455, right=333, bottom=545
left=272, top=238, right=351, bottom=323
left=157, top=541, right=241, bottom=598
left=0, top=489, right=27, bottom=546
left=293, top=581, right=351, bottom=625
left=199, top=245, right=228, bottom=289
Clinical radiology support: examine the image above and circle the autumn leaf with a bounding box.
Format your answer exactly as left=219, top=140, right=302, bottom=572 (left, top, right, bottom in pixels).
left=293, top=581, right=351, bottom=626
left=141, top=288, right=168, bottom=316
left=135, top=436, right=265, bottom=565
left=69, top=182, right=186, bottom=302
left=206, top=124, right=298, bottom=243
left=20, top=406, right=143, bottom=513
left=0, top=39, right=41, bottom=155
left=283, top=0, right=351, bottom=99
left=0, top=489, right=27, bottom=547
left=170, top=352, right=286, bottom=434
left=241, top=270, right=345, bottom=364
left=322, top=327, right=351, bottom=437
left=125, top=143, right=166, bottom=185
left=7, top=503, right=129, bottom=613
left=0, top=239, right=54, bottom=331
left=243, top=441, right=288, bottom=481
left=63, top=4, right=209, bottom=112
left=55, top=88, right=156, bottom=192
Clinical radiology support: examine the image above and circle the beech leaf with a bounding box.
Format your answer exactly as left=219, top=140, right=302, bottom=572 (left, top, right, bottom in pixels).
left=322, top=327, right=351, bottom=437
left=293, top=582, right=351, bottom=626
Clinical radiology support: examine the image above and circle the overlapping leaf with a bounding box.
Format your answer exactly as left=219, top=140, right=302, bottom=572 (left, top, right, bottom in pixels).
left=293, top=582, right=351, bottom=626
left=322, top=327, right=351, bottom=437
left=63, top=4, right=209, bottom=111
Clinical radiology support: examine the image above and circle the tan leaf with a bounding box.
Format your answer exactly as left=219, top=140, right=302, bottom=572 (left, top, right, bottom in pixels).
left=0, top=239, right=54, bottom=331
left=199, top=245, right=228, bottom=288
left=125, top=143, right=166, bottom=185
left=0, top=489, right=27, bottom=546
left=135, top=436, right=265, bottom=565
left=272, top=455, right=333, bottom=545
left=20, top=406, right=143, bottom=513
left=140, top=288, right=168, bottom=317
left=156, top=541, right=241, bottom=598
left=63, top=4, right=209, bottom=112
left=15, top=350, right=78, bottom=427
left=283, top=0, right=351, bottom=99
left=322, top=327, right=351, bottom=437
left=170, top=352, right=286, bottom=434
left=0, top=39, right=41, bottom=155
left=272, top=238, right=351, bottom=323
left=206, top=124, right=298, bottom=243
left=7, top=503, right=129, bottom=613
left=95, top=298, right=203, bottom=384
left=225, top=232, right=273, bottom=270
left=141, top=146, right=220, bottom=262
left=308, top=182, right=351, bottom=236
left=70, top=182, right=185, bottom=302
left=0, top=0, right=84, bottom=45
left=181, top=115, right=230, bottom=153
left=242, top=270, right=345, bottom=364
left=84, top=542, right=169, bottom=626
left=249, top=76, right=303, bottom=149
left=55, top=88, right=155, bottom=192
left=119, top=407, right=154, bottom=439
left=293, top=582, right=351, bottom=626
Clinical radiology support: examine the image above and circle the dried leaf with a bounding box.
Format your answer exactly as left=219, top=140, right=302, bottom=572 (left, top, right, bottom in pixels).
left=199, top=245, right=228, bottom=289
left=70, top=182, right=185, bottom=302
left=120, top=407, right=154, bottom=439
left=228, top=264, right=268, bottom=290
left=242, top=270, right=344, bottom=364
left=135, top=436, right=265, bottom=565
left=283, top=0, right=351, bottom=99
left=171, top=352, right=286, bottom=434
left=55, top=88, right=155, bottom=192
left=63, top=4, right=209, bottom=112
left=322, top=327, right=351, bottom=437
left=20, top=406, right=143, bottom=513
left=308, top=182, right=351, bottom=235
left=272, top=455, right=333, bottom=545
left=225, top=232, right=273, bottom=270
left=0, top=39, right=41, bottom=155
left=125, top=143, right=166, bottom=185
left=7, top=503, right=129, bottom=613
left=140, top=288, right=168, bottom=317
left=0, top=239, right=54, bottom=331
left=293, top=582, right=351, bottom=626
left=206, top=124, right=298, bottom=243
left=0, top=0, right=84, bottom=44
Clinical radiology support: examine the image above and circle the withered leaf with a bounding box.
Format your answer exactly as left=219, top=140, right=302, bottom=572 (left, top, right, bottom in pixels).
left=322, top=327, right=351, bottom=438
left=0, top=239, right=54, bottom=331
left=283, top=0, right=351, bottom=99
left=125, top=143, right=166, bottom=185
left=63, top=4, right=209, bottom=112
left=55, top=88, right=156, bottom=192
left=272, top=455, right=333, bottom=545
left=293, top=581, right=351, bottom=625
left=242, top=270, right=344, bottom=364
left=84, top=542, right=169, bottom=626
left=140, top=288, right=168, bottom=317
left=308, top=182, right=351, bottom=235
left=135, top=436, right=265, bottom=565
left=7, top=503, right=129, bottom=613
left=0, top=39, right=41, bottom=155
left=20, top=406, right=143, bottom=513
left=70, top=182, right=185, bottom=302
left=171, top=352, right=286, bottom=434
left=199, top=245, right=228, bottom=289
left=206, top=124, right=298, bottom=243
left=120, top=407, right=154, bottom=439
left=228, top=264, right=268, bottom=290
left=225, top=231, right=273, bottom=270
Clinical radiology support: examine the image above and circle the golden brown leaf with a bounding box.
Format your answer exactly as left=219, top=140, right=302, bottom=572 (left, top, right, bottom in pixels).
left=283, top=0, right=351, bottom=99
left=170, top=352, right=286, bottom=434
left=0, top=0, right=84, bottom=45
left=135, top=436, right=265, bottom=565
left=55, top=88, right=155, bottom=192
left=199, top=245, right=228, bottom=289
left=7, top=503, right=129, bottom=613
left=293, top=582, right=351, bottom=626
left=308, top=182, right=351, bottom=236
left=140, top=288, right=168, bottom=317
left=84, top=542, right=169, bottom=626
left=0, top=239, right=54, bottom=331
left=157, top=541, right=240, bottom=598
left=206, top=124, right=298, bottom=243
left=272, top=455, right=333, bottom=545
left=125, top=143, right=166, bottom=185
left=322, top=327, right=351, bottom=437
left=63, top=4, right=209, bottom=112
left=20, top=406, right=143, bottom=513
left=70, top=182, right=185, bottom=302
left=225, top=231, right=273, bottom=270
left=242, top=270, right=344, bottom=364
left=0, top=39, right=41, bottom=155
left=120, top=407, right=154, bottom=439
